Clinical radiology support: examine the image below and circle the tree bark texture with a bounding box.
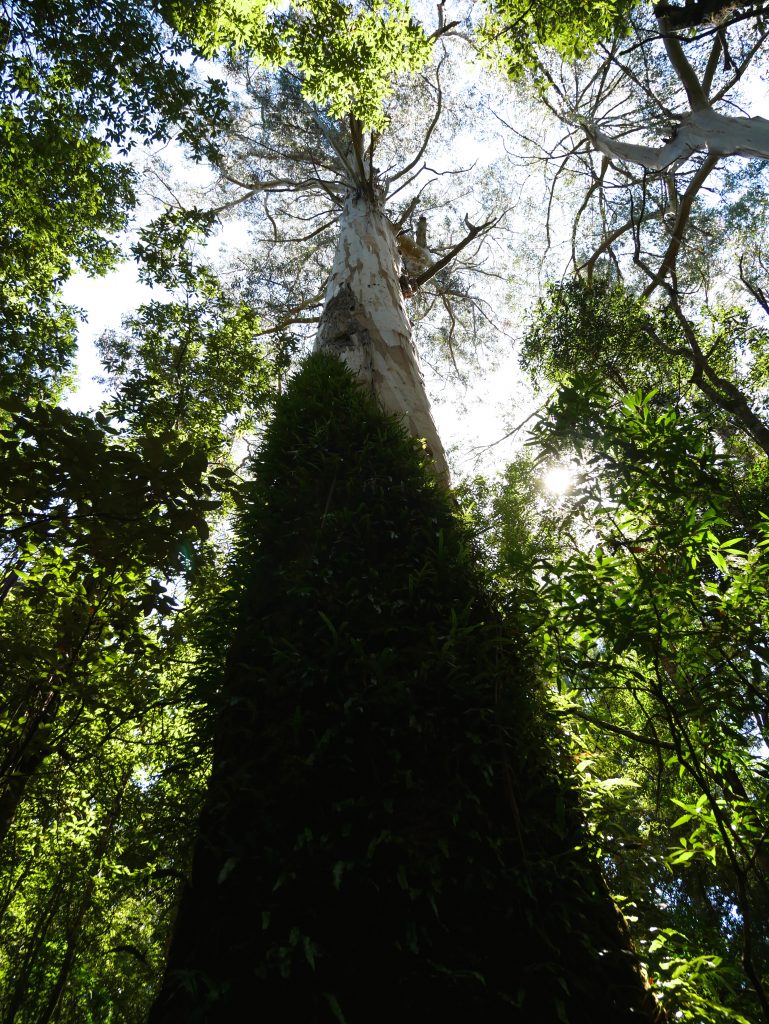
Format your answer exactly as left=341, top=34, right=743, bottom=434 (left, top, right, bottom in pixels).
left=314, top=189, right=449, bottom=481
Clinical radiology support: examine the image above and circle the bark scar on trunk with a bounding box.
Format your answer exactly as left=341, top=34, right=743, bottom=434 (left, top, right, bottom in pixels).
left=315, top=283, right=370, bottom=352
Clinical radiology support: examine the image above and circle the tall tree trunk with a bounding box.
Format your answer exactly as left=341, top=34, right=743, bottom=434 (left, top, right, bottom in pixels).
left=315, top=188, right=448, bottom=481
left=0, top=689, right=60, bottom=845
left=4, top=873, right=65, bottom=1023
left=148, top=186, right=665, bottom=1023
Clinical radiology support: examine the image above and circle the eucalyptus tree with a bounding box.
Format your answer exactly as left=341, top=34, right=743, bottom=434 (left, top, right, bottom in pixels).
left=188, top=47, right=518, bottom=479
left=482, top=0, right=769, bottom=463
left=590, top=8, right=769, bottom=169
left=136, top=18, right=677, bottom=1018
left=488, top=1, right=769, bottom=287
left=150, top=356, right=672, bottom=1021
left=481, top=0, right=769, bottom=266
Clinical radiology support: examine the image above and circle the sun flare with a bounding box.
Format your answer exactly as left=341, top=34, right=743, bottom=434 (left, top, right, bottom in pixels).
left=542, top=465, right=573, bottom=495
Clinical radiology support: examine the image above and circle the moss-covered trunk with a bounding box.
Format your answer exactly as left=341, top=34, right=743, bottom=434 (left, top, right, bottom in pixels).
left=149, top=354, right=664, bottom=1023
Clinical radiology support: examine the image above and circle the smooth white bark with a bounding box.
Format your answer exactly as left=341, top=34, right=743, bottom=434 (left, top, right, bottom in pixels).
left=593, top=110, right=769, bottom=170
left=314, top=191, right=449, bottom=481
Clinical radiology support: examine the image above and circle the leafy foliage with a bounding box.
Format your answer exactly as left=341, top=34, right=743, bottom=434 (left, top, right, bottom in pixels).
left=0, top=390, right=222, bottom=1020
left=487, top=377, right=769, bottom=1022
left=150, top=353, right=660, bottom=1023
left=523, top=277, right=769, bottom=458
left=0, top=98, right=133, bottom=402
left=99, top=211, right=284, bottom=451
left=1, top=0, right=231, bottom=402
left=521, top=278, right=690, bottom=395
left=479, top=0, right=639, bottom=78
left=0, top=196, right=283, bottom=1019
left=162, top=0, right=433, bottom=128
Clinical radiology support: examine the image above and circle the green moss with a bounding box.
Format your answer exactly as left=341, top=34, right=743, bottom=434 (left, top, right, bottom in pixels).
left=151, top=353, right=659, bottom=1023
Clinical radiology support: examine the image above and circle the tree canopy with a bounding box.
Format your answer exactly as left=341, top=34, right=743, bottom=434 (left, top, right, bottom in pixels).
left=3, top=0, right=769, bottom=1020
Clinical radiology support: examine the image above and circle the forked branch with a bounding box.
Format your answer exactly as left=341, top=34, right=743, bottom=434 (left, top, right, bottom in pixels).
left=403, top=214, right=500, bottom=295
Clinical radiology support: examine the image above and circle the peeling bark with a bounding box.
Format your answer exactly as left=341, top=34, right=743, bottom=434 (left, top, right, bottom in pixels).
left=315, top=191, right=449, bottom=482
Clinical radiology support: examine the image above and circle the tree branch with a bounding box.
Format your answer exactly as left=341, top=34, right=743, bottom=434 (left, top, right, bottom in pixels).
left=407, top=215, right=498, bottom=293
left=710, top=22, right=769, bottom=102
left=662, top=286, right=769, bottom=456
left=590, top=125, right=699, bottom=171
left=701, top=33, right=722, bottom=97
left=657, top=12, right=710, bottom=111
left=739, top=256, right=769, bottom=317
left=428, top=0, right=460, bottom=40
left=567, top=708, right=676, bottom=751
left=641, top=153, right=718, bottom=297
left=386, top=61, right=444, bottom=187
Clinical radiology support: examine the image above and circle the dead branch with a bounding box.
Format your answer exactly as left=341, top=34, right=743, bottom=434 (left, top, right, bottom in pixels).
left=408, top=215, right=499, bottom=293
left=710, top=21, right=769, bottom=102
left=428, top=0, right=460, bottom=41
